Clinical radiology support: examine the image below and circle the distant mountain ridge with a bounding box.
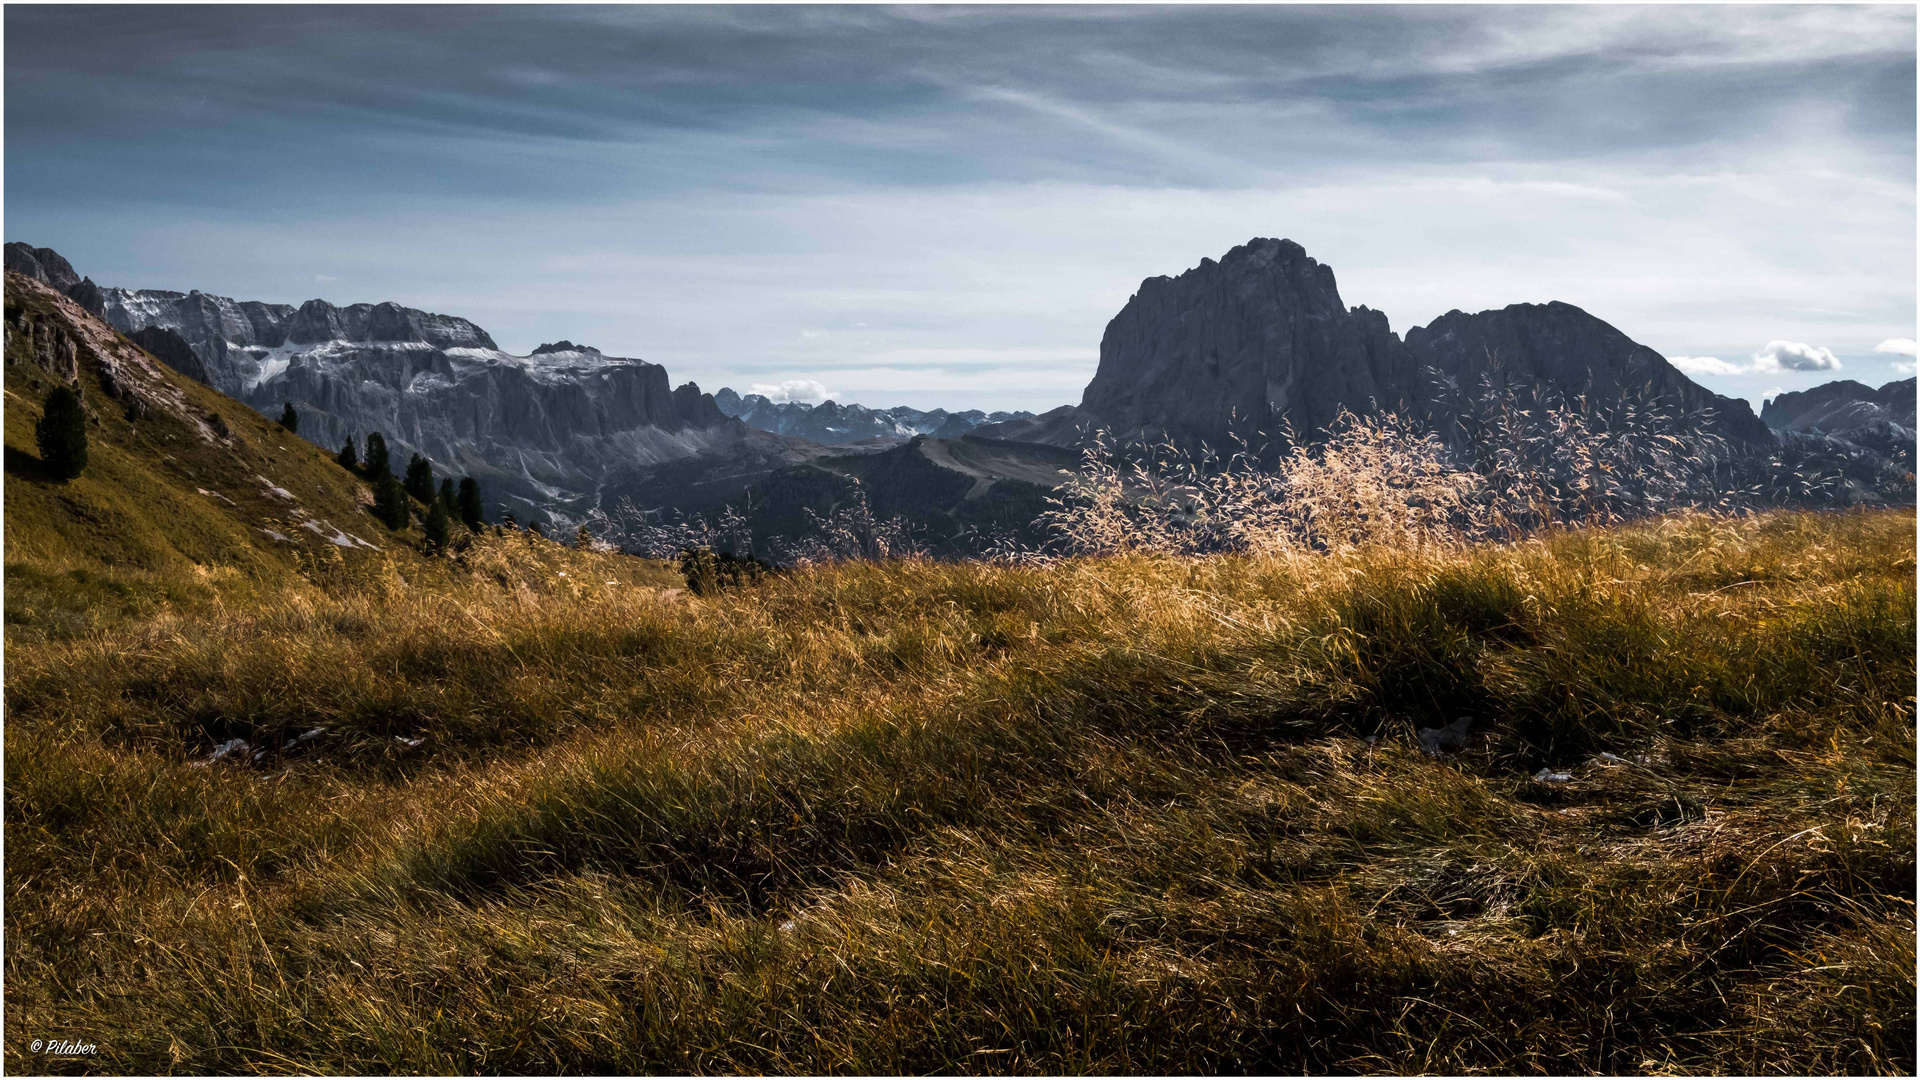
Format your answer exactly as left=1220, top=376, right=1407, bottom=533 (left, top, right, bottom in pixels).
left=713, top=387, right=1033, bottom=445
left=4, top=241, right=795, bottom=524
left=982, top=237, right=1775, bottom=452
left=1763, top=378, right=1916, bottom=436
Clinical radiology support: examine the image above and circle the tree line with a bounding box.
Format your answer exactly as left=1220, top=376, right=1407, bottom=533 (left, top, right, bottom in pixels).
left=334, top=424, right=485, bottom=550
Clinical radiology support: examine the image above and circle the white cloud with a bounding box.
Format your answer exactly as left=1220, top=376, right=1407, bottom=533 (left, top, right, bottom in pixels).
left=1873, top=338, right=1917, bottom=357
left=1669, top=355, right=1746, bottom=377
left=1752, top=340, right=1842, bottom=372
left=1763, top=385, right=1786, bottom=401
left=1894, top=361, right=1916, bottom=376
left=746, top=378, right=833, bottom=403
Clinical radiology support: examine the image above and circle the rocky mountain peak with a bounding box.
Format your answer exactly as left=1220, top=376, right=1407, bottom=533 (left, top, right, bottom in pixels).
left=532, top=340, right=598, bottom=356
left=4, top=242, right=84, bottom=293
left=1070, top=237, right=1773, bottom=452
left=1404, top=301, right=1773, bottom=445
left=1080, top=236, right=1416, bottom=448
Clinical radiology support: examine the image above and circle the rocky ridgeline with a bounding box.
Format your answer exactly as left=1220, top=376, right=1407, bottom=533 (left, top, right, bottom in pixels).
left=1763, top=378, right=1916, bottom=437
left=713, top=387, right=1033, bottom=445
left=992, top=237, right=1775, bottom=452
left=5, top=242, right=751, bottom=523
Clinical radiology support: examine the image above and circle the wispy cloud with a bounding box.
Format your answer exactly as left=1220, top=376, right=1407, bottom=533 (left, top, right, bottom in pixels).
left=1669, top=355, right=1747, bottom=377
left=3, top=5, right=1910, bottom=411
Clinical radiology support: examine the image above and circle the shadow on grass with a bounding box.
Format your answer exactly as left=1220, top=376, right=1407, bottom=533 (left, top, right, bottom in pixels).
left=4, top=443, right=57, bottom=482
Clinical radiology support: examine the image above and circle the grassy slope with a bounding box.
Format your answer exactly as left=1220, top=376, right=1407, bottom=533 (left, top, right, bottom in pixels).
left=4, top=505, right=1912, bottom=1074
left=3, top=270, right=423, bottom=634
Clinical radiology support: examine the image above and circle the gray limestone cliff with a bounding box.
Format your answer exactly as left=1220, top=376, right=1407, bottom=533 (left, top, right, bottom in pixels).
left=17, top=245, right=751, bottom=523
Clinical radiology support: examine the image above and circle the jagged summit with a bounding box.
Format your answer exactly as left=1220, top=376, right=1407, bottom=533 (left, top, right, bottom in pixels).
left=1080, top=236, right=1419, bottom=449
left=1059, top=236, right=1773, bottom=451
left=532, top=340, right=598, bottom=356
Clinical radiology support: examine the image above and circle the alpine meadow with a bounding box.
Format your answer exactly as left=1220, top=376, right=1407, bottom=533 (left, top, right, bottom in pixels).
left=4, top=5, right=1916, bottom=1077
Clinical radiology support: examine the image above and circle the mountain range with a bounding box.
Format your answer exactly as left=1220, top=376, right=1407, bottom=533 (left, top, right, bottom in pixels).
left=8, top=236, right=1910, bottom=553
left=712, top=387, right=1032, bottom=445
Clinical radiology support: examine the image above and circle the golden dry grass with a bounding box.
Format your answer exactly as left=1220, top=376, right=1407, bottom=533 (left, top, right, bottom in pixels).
left=4, top=509, right=1914, bottom=1074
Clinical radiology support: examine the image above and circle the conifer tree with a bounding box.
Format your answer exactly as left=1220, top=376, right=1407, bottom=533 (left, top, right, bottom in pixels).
left=35, top=384, right=87, bottom=480
left=363, top=432, right=391, bottom=480
left=423, top=496, right=451, bottom=550
left=457, top=477, right=484, bottom=531
left=404, top=453, right=435, bottom=503
left=373, top=472, right=410, bottom=530
left=278, top=402, right=299, bottom=433
left=438, top=477, right=455, bottom=510
left=337, top=433, right=358, bottom=471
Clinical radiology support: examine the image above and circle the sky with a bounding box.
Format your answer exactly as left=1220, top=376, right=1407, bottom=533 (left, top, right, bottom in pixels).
left=6, top=4, right=1915, bottom=413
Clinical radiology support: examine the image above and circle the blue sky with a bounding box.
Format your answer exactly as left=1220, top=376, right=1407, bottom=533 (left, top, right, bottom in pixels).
left=6, top=4, right=1914, bottom=412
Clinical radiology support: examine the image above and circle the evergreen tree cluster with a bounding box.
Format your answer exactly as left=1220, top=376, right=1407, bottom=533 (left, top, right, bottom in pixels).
left=331, top=430, right=488, bottom=545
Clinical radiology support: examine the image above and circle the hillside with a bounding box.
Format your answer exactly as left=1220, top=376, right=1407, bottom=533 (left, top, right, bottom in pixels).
left=4, top=507, right=1911, bottom=1073
left=3, top=270, right=432, bottom=632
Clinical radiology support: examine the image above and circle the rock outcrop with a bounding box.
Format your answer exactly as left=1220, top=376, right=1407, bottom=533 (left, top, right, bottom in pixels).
left=127, top=326, right=207, bottom=383
left=5, top=241, right=105, bottom=314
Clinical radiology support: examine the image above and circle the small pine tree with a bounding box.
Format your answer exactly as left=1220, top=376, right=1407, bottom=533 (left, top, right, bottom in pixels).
left=457, top=477, right=484, bottom=531
left=438, top=477, right=455, bottom=510
left=337, top=433, right=359, bottom=471
left=373, top=472, right=410, bottom=530
left=363, top=432, right=391, bottom=480
left=404, top=453, right=435, bottom=504
left=35, top=384, right=87, bottom=480
left=279, top=402, right=299, bottom=434
left=423, top=496, right=451, bottom=550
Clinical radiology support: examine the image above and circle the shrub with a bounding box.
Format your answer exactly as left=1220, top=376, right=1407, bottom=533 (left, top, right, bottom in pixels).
left=336, top=433, right=358, bottom=471
left=679, top=547, right=774, bottom=594
left=34, top=384, right=87, bottom=480
left=278, top=402, right=299, bottom=434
